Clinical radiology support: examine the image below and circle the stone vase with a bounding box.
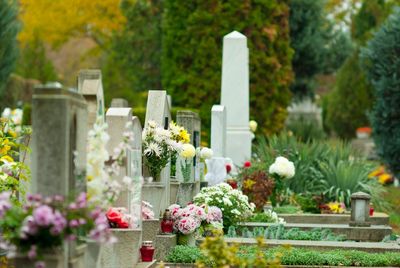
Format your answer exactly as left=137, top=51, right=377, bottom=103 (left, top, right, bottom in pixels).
left=176, top=182, right=195, bottom=207
left=177, top=233, right=196, bottom=246
left=142, top=182, right=166, bottom=217
left=84, top=240, right=101, bottom=268
left=170, top=178, right=180, bottom=204
left=99, top=229, right=142, bottom=268
left=13, top=249, right=65, bottom=268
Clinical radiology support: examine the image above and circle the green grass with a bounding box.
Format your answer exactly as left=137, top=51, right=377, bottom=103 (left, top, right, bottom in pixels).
left=383, top=186, right=400, bottom=234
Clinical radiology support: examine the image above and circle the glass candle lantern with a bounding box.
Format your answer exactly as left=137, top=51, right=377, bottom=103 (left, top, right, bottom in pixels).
left=161, top=209, right=174, bottom=234
left=140, top=241, right=155, bottom=262
left=349, top=192, right=371, bottom=227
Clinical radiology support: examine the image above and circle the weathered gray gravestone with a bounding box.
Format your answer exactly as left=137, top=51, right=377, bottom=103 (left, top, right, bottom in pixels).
left=110, top=98, right=129, bottom=108
left=220, top=31, right=252, bottom=165
left=143, top=90, right=171, bottom=216
left=31, top=84, right=88, bottom=268
left=78, top=69, right=105, bottom=129
left=211, top=105, right=227, bottom=158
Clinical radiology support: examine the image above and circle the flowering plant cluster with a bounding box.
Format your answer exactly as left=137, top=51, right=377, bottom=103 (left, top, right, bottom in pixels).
left=0, top=192, right=114, bottom=266
left=168, top=204, right=223, bottom=235
left=193, top=183, right=255, bottom=229
left=268, top=156, right=295, bottom=206
left=320, top=201, right=346, bottom=214
left=142, top=121, right=183, bottom=180
left=0, top=116, right=31, bottom=200
left=106, top=207, right=135, bottom=228
left=241, top=169, right=275, bottom=211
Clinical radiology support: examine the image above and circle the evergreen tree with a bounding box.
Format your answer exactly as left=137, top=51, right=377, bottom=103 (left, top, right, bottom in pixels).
left=0, top=0, right=19, bottom=97
left=361, top=8, right=400, bottom=177
left=162, top=0, right=293, bottom=137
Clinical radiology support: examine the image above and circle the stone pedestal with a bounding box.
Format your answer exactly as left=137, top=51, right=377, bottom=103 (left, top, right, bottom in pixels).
left=155, top=234, right=177, bottom=261
left=99, top=229, right=141, bottom=268
left=142, top=219, right=160, bottom=242
left=142, top=182, right=166, bottom=218
left=85, top=241, right=101, bottom=268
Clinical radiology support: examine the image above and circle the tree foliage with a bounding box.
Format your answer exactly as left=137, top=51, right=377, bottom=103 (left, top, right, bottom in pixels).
left=162, top=0, right=293, bottom=137
left=0, top=0, right=19, bottom=96
left=18, top=0, right=125, bottom=48
left=361, top=8, right=400, bottom=177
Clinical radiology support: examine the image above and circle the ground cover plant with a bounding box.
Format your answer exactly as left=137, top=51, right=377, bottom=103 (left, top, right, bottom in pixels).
left=165, top=245, right=400, bottom=267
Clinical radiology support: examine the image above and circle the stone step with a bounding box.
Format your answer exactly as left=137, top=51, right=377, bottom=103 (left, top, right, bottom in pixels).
left=136, top=260, right=157, bottom=268
left=222, top=237, right=400, bottom=253
left=278, top=212, right=389, bottom=225
left=239, top=222, right=392, bottom=242
left=155, top=234, right=177, bottom=261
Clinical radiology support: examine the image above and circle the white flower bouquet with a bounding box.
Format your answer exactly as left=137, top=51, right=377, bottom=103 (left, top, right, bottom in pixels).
left=193, top=183, right=255, bottom=229
left=268, top=156, right=295, bottom=206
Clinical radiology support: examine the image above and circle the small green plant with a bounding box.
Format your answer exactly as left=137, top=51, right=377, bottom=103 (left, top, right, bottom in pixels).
left=165, top=245, right=204, bottom=264
left=273, top=205, right=301, bottom=214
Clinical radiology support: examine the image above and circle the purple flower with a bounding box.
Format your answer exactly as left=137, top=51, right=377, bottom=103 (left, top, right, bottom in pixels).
left=78, top=219, right=87, bottom=225
left=69, top=219, right=79, bottom=228
left=50, top=211, right=66, bottom=235
left=67, top=234, right=76, bottom=241
left=33, top=205, right=54, bottom=226
left=28, top=245, right=37, bottom=259
left=75, top=192, right=87, bottom=208
left=68, top=203, right=78, bottom=210
left=0, top=192, right=11, bottom=217
left=35, top=261, right=45, bottom=268
left=52, top=195, right=64, bottom=202
left=21, top=216, right=38, bottom=237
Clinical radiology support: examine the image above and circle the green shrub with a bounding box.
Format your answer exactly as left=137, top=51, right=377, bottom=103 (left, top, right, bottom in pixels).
left=162, top=0, right=293, bottom=139
left=0, top=0, right=19, bottom=96
left=361, top=8, right=400, bottom=178
left=272, top=205, right=301, bottom=214
left=165, top=245, right=203, bottom=263
left=286, top=117, right=326, bottom=142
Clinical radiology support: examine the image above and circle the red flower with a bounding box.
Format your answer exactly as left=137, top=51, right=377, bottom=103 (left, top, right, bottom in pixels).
left=244, top=161, right=251, bottom=168
left=226, top=164, right=232, bottom=173
left=106, top=208, right=129, bottom=228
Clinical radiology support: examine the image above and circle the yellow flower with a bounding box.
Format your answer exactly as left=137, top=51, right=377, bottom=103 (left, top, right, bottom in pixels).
left=243, top=179, right=256, bottom=190
left=180, top=143, right=196, bottom=159
left=179, top=129, right=190, bottom=143
left=8, top=130, right=17, bottom=138
left=378, top=173, right=392, bottom=184
left=368, top=165, right=385, bottom=178
left=0, top=155, right=13, bottom=162
left=0, top=139, right=11, bottom=155
left=87, top=175, right=94, bottom=182
left=327, top=202, right=345, bottom=214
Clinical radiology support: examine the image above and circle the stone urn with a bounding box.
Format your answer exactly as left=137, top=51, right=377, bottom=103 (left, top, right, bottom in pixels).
left=99, top=229, right=142, bottom=268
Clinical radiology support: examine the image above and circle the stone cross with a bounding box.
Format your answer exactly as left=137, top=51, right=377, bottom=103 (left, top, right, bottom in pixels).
left=211, top=105, right=227, bottom=157
left=220, top=31, right=252, bottom=165
left=78, top=69, right=104, bottom=129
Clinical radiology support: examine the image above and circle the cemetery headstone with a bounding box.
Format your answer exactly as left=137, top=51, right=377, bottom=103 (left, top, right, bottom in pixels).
left=211, top=105, right=227, bottom=157
left=144, top=90, right=171, bottom=216
left=110, top=98, right=129, bottom=108
left=220, top=31, right=252, bottom=165
left=78, top=69, right=105, bottom=129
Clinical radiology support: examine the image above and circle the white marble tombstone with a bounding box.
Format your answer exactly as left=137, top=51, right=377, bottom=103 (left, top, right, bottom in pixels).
left=78, top=69, right=105, bottom=129
left=220, top=31, right=252, bottom=165
left=144, top=90, right=171, bottom=216
left=211, top=105, right=227, bottom=158
left=105, top=108, right=133, bottom=211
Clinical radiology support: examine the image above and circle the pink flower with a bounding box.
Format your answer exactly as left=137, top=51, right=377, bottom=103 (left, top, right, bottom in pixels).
left=27, top=245, right=37, bottom=259
left=0, top=192, right=11, bottom=217
left=33, top=205, right=54, bottom=226
left=50, top=211, right=66, bottom=235
left=177, top=217, right=200, bottom=234
left=35, top=261, right=45, bottom=268
left=206, top=206, right=223, bottom=223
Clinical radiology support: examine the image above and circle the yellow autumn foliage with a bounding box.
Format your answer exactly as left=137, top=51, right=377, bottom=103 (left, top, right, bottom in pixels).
left=18, top=0, right=126, bottom=47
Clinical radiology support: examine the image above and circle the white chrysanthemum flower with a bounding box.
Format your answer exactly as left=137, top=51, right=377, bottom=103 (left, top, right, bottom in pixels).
left=200, top=147, right=213, bottom=159
left=148, top=121, right=157, bottom=128
left=249, top=120, right=258, bottom=133
left=144, top=142, right=161, bottom=157
left=179, top=143, right=196, bottom=159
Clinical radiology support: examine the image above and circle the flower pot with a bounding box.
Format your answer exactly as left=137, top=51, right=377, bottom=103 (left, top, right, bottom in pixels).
left=177, top=233, right=196, bottom=246
left=142, top=182, right=166, bottom=217
left=13, top=250, right=65, bottom=268
left=99, top=229, right=141, bottom=267
left=176, top=182, right=195, bottom=207
left=170, top=178, right=180, bottom=204
left=84, top=240, right=101, bottom=268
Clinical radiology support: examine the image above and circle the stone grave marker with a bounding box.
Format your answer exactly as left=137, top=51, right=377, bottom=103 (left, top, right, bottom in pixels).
left=78, top=69, right=105, bottom=129
left=143, top=90, right=171, bottom=216
left=31, top=83, right=88, bottom=268
left=220, top=31, right=252, bottom=165
left=211, top=105, right=227, bottom=158
left=110, top=98, right=129, bottom=108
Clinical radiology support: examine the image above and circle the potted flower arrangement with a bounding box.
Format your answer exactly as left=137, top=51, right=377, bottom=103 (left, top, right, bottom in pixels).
left=142, top=121, right=181, bottom=181
left=0, top=192, right=114, bottom=268
left=197, top=147, right=213, bottom=188
left=268, top=156, right=295, bottom=206
left=193, top=183, right=255, bottom=230
left=169, top=121, right=190, bottom=177
left=167, top=204, right=223, bottom=246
